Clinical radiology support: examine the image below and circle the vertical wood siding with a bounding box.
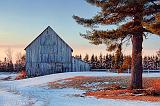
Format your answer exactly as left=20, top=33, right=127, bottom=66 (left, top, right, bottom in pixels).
left=72, top=57, right=90, bottom=72
left=25, top=26, right=90, bottom=77
left=26, top=27, right=72, bottom=76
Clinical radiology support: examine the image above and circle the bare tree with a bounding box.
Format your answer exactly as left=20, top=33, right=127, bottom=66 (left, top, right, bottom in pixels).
left=3, top=48, right=14, bottom=71
left=15, top=52, right=26, bottom=72
left=157, top=49, right=160, bottom=58
left=5, top=48, right=13, bottom=63
left=15, top=52, right=22, bottom=63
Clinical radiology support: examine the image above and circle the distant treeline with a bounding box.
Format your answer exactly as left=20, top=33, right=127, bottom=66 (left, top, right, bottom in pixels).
left=0, top=49, right=25, bottom=72
left=0, top=48, right=159, bottom=72
left=75, top=50, right=160, bottom=72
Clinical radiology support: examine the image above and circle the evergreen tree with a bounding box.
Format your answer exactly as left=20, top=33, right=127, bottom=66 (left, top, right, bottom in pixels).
left=143, top=56, right=148, bottom=70
left=3, top=58, right=7, bottom=71
left=102, top=55, right=107, bottom=69
left=111, top=54, right=116, bottom=70
left=108, top=54, right=112, bottom=69
left=99, top=53, right=103, bottom=68
left=84, top=54, right=89, bottom=62
left=90, top=54, right=95, bottom=68
left=154, top=56, right=159, bottom=70
left=75, top=55, right=79, bottom=59
left=79, top=54, right=82, bottom=60
left=73, top=0, right=160, bottom=89
left=75, top=54, right=82, bottom=60
left=114, top=44, right=123, bottom=69
left=122, top=56, right=132, bottom=71
left=104, top=54, right=110, bottom=69
left=94, top=55, right=99, bottom=68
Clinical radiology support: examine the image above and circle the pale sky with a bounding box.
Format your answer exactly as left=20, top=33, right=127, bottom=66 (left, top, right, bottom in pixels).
left=0, top=0, right=159, bottom=63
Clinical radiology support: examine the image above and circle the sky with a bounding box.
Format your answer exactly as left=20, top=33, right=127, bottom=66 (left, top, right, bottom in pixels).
left=0, top=0, right=159, bottom=62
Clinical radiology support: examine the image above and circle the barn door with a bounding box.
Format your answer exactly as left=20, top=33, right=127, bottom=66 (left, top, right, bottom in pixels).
left=55, top=63, right=62, bottom=73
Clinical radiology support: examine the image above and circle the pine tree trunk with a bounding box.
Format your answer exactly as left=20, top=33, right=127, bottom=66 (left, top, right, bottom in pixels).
left=130, top=34, right=143, bottom=89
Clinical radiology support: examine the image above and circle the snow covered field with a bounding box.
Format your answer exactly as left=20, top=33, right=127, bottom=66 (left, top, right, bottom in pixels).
left=0, top=72, right=17, bottom=80
left=0, top=72, right=160, bottom=106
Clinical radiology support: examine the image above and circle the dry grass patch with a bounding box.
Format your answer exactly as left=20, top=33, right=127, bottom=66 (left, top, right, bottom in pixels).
left=48, top=76, right=129, bottom=90
left=48, top=76, right=160, bottom=102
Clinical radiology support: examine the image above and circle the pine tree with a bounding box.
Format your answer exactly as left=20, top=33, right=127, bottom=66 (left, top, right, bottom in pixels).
left=75, top=54, right=82, bottom=60
left=122, top=56, right=132, bottom=70
left=94, top=55, right=99, bottom=68
left=79, top=54, right=82, bottom=60
left=114, top=44, right=123, bottom=70
left=154, top=56, right=159, bottom=70
left=99, top=53, right=103, bottom=68
left=105, top=54, right=110, bottom=69
left=102, top=55, right=106, bottom=69
left=84, top=54, right=89, bottom=62
left=3, top=58, right=7, bottom=71
left=111, top=54, right=116, bottom=71
left=143, top=13, right=160, bottom=35
left=73, top=0, right=160, bottom=89
left=108, top=54, right=112, bottom=69
left=90, top=54, right=95, bottom=68
left=143, top=56, right=148, bottom=70
left=155, top=51, right=160, bottom=70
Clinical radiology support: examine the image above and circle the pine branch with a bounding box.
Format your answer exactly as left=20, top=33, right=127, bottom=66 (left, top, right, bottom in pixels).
left=73, top=0, right=160, bottom=52
left=86, top=0, right=119, bottom=8
left=73, top=15, right=96, bottom=27
left=143, top=13, right=160, bottom=36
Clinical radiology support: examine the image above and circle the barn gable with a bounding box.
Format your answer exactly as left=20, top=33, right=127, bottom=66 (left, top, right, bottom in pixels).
left=25, top=26, right=74, bottom=76
left=24, top=26, right=73, bottom=52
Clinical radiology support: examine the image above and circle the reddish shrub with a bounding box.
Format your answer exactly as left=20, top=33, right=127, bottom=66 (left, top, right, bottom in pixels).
left=15, top=70, right=27, bottom=80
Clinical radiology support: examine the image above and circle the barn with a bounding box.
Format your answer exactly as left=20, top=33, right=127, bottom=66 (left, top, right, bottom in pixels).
left=72, top=57, right=90, bottom=72
left=25, top=26, right=90, bottom=77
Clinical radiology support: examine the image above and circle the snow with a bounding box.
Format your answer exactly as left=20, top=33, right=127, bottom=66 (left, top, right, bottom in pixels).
left=83, top=82, right=103, bottom=87
left=4, top=87, right=159, bottom=106
left=0, top=72, right=17, bottom=80
left=82, top=81, right=113, bottom=87
left=0, top=71, right=160, bottom=106
left=1, top=71, right=160, bottom=88
left=1, top=72, right=126, bottom=88
left=0, top=89, right=40, bottom=106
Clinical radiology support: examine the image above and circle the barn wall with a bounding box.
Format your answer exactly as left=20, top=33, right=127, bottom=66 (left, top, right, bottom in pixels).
left=26, top=26, right=90, bottom=77
left=26, top=27, right=72, bottom=76
left=72, top=57, right=90, bottom=72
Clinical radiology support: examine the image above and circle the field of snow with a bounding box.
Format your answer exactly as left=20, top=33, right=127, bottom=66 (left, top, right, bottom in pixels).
left=0, top=72, right=17, bottom=80
left=0, top=71, right=160, bottom=106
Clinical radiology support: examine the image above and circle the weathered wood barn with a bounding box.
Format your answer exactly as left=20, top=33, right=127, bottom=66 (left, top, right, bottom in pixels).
left=25, top=26, right=90, bottom=76
left=72, top=57, right=90, bottom=72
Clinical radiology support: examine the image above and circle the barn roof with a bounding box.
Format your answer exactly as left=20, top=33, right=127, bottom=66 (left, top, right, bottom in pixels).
left=24, top=26, right=73, bottom=52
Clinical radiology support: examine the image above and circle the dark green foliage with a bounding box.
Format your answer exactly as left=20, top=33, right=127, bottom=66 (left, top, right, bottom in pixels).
left=84, top=54, right=89, bottom=62
left=73, top=0, right=160, bottom=51
left=83, top=53, right=159, bottom=70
